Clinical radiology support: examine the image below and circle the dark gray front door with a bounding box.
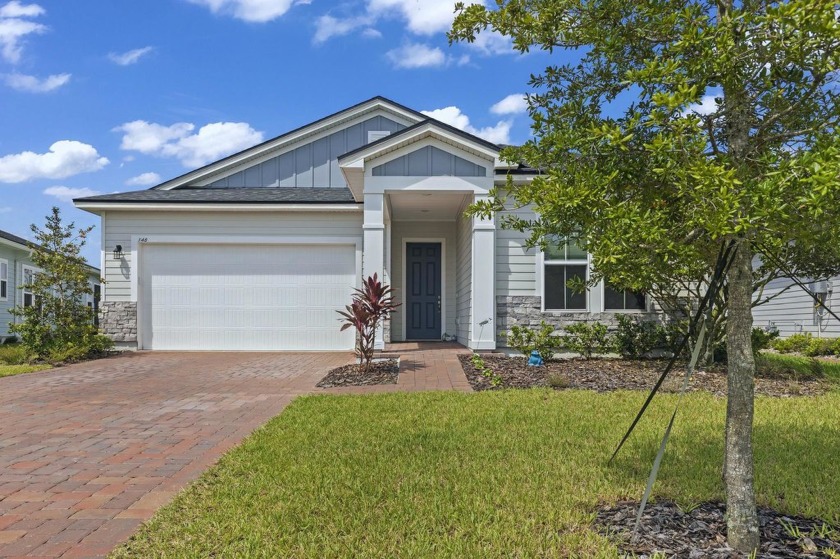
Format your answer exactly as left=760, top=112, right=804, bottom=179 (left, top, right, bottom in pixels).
left=405, top=242, right=442, bottom=340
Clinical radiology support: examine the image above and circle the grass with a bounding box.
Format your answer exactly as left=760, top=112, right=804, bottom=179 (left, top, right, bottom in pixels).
left=0, top=363, right=51, bottom=377
left=0, top=343, right=50, bottom=377
left=112, top=389, right=840, bottom=558
left=757, top=352, right=840, bottom=383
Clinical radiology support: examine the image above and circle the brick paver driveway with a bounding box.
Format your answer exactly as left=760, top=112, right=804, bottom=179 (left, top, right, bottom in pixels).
left=0, top=351, right=351, bottom=559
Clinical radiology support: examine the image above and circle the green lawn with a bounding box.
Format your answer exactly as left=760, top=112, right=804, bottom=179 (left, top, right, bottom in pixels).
left=0, top=363, right=51, bottom=378
left=112, top=389, right=840, bottom=558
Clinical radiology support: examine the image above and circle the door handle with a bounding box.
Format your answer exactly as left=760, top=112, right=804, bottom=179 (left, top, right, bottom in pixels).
left=437, top=295, right=441, bottom=311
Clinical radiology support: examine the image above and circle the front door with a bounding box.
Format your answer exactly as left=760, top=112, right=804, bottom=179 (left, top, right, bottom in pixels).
left=405, top=242, right=442, bottom=340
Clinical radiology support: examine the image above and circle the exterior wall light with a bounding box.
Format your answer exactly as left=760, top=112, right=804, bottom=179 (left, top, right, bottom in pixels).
left=113, top=244, right=124, bottom=259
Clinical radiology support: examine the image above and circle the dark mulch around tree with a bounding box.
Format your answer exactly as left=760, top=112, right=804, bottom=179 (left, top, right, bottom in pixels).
left=596, top=500, right=840, bottom=558
left=458, top=355, right=829, bottom=397
left=316, top=359, right=400, bottom=388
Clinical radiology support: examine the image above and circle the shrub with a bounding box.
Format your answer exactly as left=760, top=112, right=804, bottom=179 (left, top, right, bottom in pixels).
left=8, top=208, right=109, bottom=364
left=613, top=315, right=667, bottom=359
left=338, top=273, right=400, bottom=371
left=560, top=322, right=614, bottom=359
left=803, top=337, right=839, bottom=357
left=507, top=321, right=559, bottom=361
left=771, top=333, right=813, bottom=354
left=751, top=328, right=780, bottom=354
left=0, top=343, right=29, bottom=365
left=547, top=372, right=570, bottom=389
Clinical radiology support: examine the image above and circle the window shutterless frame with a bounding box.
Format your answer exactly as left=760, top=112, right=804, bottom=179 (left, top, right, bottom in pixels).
left=541, top=238, right=589, bottom=312
left=602, top=282, right=648, bottom=312
left=21, top=265, right=37, bottom=308
left=0, top=258, right=7, bottom=300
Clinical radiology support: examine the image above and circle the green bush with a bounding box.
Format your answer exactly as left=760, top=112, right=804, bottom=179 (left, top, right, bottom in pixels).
left=756, top=353, right=825, bottom=381
left=771, top=333, right=813, bottom=354
left=803, top=337, right=840, bottom=357
left=714, top=327, right=781, bottom=363
left=507, top=322, right=559, bottom=361
left=613, top=315, right=666, bottom=359
left=0, top=343, right=30, bottom=365
left=560, top=322, right=614, bottom=359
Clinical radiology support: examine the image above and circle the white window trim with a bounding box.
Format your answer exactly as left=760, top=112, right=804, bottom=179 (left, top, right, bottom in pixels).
left=0, top=258, right=8, bottom=301
left=540, top=244, right=590, bottom=313
left=21, top=264, right=38, bottom=307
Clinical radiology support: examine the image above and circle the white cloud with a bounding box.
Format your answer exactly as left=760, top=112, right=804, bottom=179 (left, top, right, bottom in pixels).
left=0, top=141, right=109, bottom=183
left=0, top=1, right=42, bottom=17
left=490, top=93, right=527, bottom=115
left=0, top=205, right=11, bottom=213
left=108, top=46, right=154, bottom=66
left=186, top=0, right=295, bottom=22
left=385, top=42, right=446, bottom=69
left=0, top=2, right=47, bottom=63
left=313, top=14, right=373, bottom=44
left=116, top=119, right=264, bottom=167
left=4, top=72, right=69, bottom=92
left=43, top=185, right=100, bottom=202
left=686, top=94, right=719, bottom=116
left=422, top=106, right=511, bottom=144
left=361, top=27, right=381, bottom=39
left=367, top=0, right=468, bottom=35
left=125, top=172, right=161, bottom=186
left=466, top=30, right=513, bottom=55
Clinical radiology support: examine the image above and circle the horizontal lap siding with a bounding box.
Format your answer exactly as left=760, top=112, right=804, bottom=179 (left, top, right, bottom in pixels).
left=456, top=205, right=472, bottom=345
left=0, top=246, right=23, bottom=337
left=496, top=206, right=538, bottom=297
left=753, top=276, right=840, bottom=337
left=102, top=211, right=363, bottom=302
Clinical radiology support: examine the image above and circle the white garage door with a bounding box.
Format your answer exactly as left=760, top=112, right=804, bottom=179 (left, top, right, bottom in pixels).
left=139, top=243, right=356, bottom=351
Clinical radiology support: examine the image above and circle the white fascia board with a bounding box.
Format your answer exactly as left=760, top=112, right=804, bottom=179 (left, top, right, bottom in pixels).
left=493, top=174, right=537, bottom=186
left=73, top=202, right=362, bottom=213
left=0, top=237, right=29, bottom=252
left=158, top=102, right=424, bottom=190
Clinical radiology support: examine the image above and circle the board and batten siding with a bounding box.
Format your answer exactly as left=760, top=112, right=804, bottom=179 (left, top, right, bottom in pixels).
left=205, top=116, right=406, bottom=189
left=455, top=202, right=472, bottom=346
left=389, top=221, right=457, bottom=341
left=101, top=210, right=363, bottom=302
left=752, top=276, right=840, bottom=337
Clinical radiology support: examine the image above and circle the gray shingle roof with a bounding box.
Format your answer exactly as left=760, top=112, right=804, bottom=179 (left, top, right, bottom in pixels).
left=0, top=229, right=100, bottom=273
left=73, top=187, right=359, bottom=204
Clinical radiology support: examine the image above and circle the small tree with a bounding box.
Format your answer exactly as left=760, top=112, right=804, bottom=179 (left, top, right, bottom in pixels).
left=9, top=207, right=110, bottom=362
left=338, top=274, right=400, bottom=370
left=451, top=1, right=840, bottom=552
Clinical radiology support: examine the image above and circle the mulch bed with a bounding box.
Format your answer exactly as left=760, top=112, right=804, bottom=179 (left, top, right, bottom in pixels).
left=316, top=359, right=400, bottom=388
left=458, top=355, right=830, bottom=397
left=596, top=500, right=840, bottom=558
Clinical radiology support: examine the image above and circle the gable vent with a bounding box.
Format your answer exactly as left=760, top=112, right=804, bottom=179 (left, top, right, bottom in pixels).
left=368, top=130, right=391, bottom=143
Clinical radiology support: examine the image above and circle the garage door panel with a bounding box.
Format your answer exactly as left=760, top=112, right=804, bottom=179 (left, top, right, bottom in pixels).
left=141, top=244, right=356, bottom=350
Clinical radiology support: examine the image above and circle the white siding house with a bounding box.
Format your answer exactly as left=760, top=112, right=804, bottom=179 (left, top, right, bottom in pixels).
left=75, top=97, right=654, bottom=352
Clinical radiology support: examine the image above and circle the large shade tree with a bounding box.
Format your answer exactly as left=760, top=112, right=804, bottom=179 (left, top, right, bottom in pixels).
left=450, top=0, right=840, bottom=552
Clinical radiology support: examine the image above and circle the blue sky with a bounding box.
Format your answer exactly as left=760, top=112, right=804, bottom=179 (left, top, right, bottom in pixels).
left=0, top=0, right=557, bottom=265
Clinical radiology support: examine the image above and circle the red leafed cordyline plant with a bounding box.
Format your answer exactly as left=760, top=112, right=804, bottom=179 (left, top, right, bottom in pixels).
left=337, top=273, right=400, bottom=371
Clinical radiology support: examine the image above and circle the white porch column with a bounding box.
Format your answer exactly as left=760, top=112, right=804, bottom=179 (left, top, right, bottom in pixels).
left=471, top=194, right=496, bottom=350
left=364, top=192, right=386, bottom=349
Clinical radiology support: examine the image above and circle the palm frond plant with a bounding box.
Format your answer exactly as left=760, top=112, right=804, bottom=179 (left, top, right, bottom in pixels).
left=338, top=273, right=400, bottom=371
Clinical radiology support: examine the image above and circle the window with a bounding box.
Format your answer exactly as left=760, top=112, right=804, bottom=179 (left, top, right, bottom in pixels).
left=22, top=266, right=36, bottom=308
left=604, top=284, right=647, bottom=311
left=0, top=259, right=7, bottom=300
left=543, top=238, right=588, bottom=311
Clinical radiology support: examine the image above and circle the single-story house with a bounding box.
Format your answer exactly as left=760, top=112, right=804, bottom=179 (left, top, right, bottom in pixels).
left=0, top=229, right=101, bottom=342
left=753, top=276, right=839, bottom=337
left=74, top=97, right=653, bottom=352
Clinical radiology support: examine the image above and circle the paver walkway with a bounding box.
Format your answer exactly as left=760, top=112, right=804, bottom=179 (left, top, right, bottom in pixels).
left=0, top=344, right=471, bottom=558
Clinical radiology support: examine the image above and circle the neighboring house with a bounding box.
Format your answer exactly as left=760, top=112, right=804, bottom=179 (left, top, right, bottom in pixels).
left=753, top=276, right=839, bottom=337
left=0, top=229, right=102, bottom=342
left=73, top=96, right=654, bottom=352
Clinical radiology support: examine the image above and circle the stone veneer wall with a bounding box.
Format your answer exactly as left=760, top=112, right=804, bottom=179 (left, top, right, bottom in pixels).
left=497, top=295, right=655, bottom=347
left=99, top=301, right=137, bottom=343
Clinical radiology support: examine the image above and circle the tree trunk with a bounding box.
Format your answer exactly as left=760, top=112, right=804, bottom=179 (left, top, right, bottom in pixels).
left=724, top=239, right=760, bottom=552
